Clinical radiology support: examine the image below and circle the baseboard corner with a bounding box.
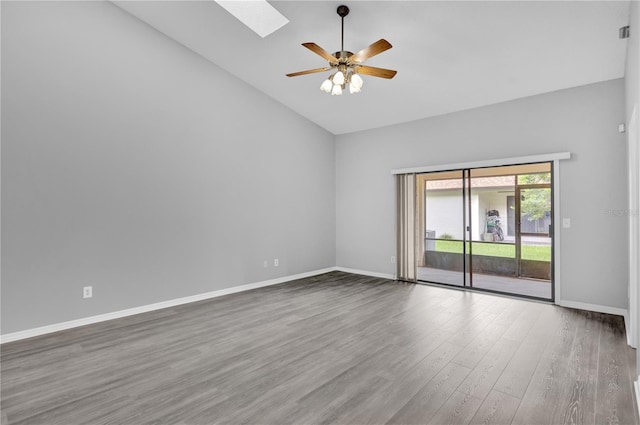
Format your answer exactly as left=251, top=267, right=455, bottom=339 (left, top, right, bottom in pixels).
left=623, top=311, right=637, bottom=348
left=558, top=299, right=628, bottom=318
left=334, top=266, right=394, bottom=280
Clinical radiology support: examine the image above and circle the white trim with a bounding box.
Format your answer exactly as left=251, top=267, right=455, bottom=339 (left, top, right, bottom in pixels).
left=624, top=311, right=633, bottom=347
left=635, top=379, right=640, bottom=419
left=335, top=267, right=394, bottom=280
left=628, top=105, right=639, bottom=349
left=566, top=306, right=635, bottom=353
left=558, top=300, right=628, bottom=318
left=553, top=159, right=562, bottom=306
left=390, top=152, right=571, bottom=175
left=0, top=267, right=336, bottom=344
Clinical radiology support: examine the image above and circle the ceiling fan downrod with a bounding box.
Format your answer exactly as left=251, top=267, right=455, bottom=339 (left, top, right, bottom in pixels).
left=337, top=5, right=349, bottom=53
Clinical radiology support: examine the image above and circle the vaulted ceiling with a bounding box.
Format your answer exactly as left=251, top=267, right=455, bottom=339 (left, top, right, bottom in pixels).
left=114, top=1, right=631, bottom=135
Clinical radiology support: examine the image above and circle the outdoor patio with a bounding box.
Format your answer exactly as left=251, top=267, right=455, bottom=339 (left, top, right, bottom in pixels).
left=417, top=266, right=552, bottom=299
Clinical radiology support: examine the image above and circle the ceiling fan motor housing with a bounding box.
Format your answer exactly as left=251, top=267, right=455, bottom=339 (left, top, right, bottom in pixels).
left=333, top=51, right=354, bottom=64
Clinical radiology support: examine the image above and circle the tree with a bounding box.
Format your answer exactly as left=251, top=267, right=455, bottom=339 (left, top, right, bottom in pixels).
left=517, top=173, right=551, bottom=221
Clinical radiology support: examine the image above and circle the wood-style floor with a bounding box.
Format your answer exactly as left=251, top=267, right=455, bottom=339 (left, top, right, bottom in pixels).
left=1, top=271, right=638, bottom=425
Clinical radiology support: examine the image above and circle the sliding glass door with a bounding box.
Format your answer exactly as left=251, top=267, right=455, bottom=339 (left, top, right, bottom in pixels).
left=417, top=162, right=553, bottom=301
left=418, top=170, right=467, bottom=286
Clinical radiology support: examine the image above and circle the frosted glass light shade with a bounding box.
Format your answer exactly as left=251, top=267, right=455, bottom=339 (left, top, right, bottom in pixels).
left=320, top=79, right=333, bottom=93
left=331, top=84, right=342, bottom=96
left=349, top=83, right=361, bottom=94
left=351, top=73, right=363, bottom=89
left=333, top=71, right=345, bottom=85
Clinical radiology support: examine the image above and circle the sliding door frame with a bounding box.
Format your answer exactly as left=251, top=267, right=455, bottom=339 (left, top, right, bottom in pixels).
left=515, top=182, right=552, bottom=278
left=465, top=169, right=474, bottom=288
left=393, top=152, right=570, bottom=305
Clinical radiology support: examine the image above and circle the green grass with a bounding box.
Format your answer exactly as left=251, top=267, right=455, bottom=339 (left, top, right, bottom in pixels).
left=434, top=240, right=551, bottom=262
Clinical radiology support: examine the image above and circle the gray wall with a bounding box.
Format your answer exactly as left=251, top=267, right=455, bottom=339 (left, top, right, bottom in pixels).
left=1, top=1, right=336, bottom=334
left=336, top=79, right=628, bottom=310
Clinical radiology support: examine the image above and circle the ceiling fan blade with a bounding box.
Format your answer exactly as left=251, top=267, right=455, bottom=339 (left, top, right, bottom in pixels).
left=356, top=65, right=397, bottom=79
left=348, top=39, right=392, bottom=64
left=302, top=43, right=338, bottom=64
left=286, top=67, right=332, bottom=77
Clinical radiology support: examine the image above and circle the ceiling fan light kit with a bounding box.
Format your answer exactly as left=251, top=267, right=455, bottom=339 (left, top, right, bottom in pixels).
left=286, top=5, right=397, bottom=96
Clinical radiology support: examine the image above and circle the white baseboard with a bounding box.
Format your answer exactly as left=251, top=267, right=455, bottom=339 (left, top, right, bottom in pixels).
left=0, top=267, right=337, bottom=344
left=624, top=312, right=635, bottom=348
left=558, top=300, right=628, bottom=317
left=635, top=380, right=640, bottom=419
left=550, top=300, right=635, bottom=347
left=334, top=267, right=394, bottom=280
left=5, top=270, right=626, bottom=345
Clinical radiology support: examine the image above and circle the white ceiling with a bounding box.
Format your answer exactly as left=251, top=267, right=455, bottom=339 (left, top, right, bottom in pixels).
left=114, top=1, right=630, bottom=135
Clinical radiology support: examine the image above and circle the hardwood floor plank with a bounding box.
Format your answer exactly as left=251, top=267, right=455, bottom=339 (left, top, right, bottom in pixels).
left=425, top=390, right=485, bottom=425
left=501, top=302, right=544, bottom=342
left=510, top=308, right=585, bottom=425
left=554, top=310, right=601, bottom=425
left=493, top=305, right=561, bottom=398
left=492, top=338, right=546, bottom=399
left=595, top=314, right=638, bottom=425
left=627, top=338, right=640, bottom=425
left=215, top=343, right=381, bottom=424
left=468, top=390, right=521, bottom=425
left=385, top=362, right=472, bottom=425
left=457, top=337, right=521, bottom=400
left=445, top=311, right=499, bottom=346
left=333, top=340, right=467, bottom=424
left=450, top=321, right=509, bottom=370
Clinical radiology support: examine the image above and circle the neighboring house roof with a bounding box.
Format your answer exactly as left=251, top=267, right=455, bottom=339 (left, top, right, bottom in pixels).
left=426, top=176, right=515, bottom=190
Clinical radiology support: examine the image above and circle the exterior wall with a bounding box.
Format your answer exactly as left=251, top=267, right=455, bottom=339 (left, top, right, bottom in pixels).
left=426, top=191, right=504, bottom=241
left=476, top=190, right=509, bottom=239
left=425, top=191, right=466, bottom=240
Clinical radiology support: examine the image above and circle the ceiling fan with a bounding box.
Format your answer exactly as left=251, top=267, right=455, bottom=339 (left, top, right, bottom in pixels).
left=286, top=5, right=397, bottom=95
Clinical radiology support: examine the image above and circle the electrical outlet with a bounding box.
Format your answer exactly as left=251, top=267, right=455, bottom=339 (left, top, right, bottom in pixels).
left=390, top=256, right=396, bottom=264
left=274, top=258, right=279, bottom=267
left=83, top=286, right=93, bottom=299
left=263, top=260, right=268, bottom=268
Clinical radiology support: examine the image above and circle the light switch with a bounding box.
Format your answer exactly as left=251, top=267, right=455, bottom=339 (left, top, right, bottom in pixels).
left=562, top=218, right=571, bottom=228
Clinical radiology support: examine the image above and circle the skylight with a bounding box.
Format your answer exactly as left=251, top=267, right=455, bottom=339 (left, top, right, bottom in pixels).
left=214, top=0, right=289, bottom=38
